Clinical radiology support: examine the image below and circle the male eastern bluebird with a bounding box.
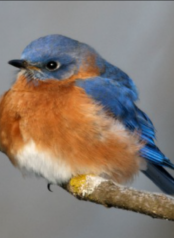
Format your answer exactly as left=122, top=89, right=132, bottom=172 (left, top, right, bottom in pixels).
left=1, top=34, right=174, bottom=195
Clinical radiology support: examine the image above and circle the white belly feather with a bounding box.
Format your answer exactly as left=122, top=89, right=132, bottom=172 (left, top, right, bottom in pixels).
left=15, top=140, right=72, bottom=184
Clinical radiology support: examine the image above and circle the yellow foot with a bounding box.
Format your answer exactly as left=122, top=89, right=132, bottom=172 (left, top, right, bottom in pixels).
left=69, top=174, right=106, bottom=197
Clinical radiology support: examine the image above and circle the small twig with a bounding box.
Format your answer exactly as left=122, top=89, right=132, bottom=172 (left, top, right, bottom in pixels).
left=62, top=175, right=174, bottom=221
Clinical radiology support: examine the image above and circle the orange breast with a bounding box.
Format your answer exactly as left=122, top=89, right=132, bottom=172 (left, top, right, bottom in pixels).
left=0, top=75, right=143, bottom=183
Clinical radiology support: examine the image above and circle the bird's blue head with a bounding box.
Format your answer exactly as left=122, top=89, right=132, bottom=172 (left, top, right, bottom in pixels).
left=9, top=34, right=104, bottom=81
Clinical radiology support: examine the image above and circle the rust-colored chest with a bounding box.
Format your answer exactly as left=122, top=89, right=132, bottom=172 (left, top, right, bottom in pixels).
left=0, top=76, right=105, bottom=163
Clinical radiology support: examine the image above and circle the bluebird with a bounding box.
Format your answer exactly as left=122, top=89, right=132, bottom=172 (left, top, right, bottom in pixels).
left=1, top=34, right=174, bottom=195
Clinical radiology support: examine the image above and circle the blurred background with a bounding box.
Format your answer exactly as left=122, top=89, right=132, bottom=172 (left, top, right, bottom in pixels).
left=0, top=1, right=174, bottom=238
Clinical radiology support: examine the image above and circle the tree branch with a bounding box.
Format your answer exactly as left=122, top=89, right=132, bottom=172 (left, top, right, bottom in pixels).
left=62, top=175, right=174, bottom=221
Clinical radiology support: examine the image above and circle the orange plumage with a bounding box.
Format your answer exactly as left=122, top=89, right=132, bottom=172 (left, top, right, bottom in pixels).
left=0, top=74, right=143, bottom=184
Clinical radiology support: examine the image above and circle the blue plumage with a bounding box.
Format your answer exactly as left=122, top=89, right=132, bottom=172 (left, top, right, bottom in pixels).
left=76, top=73, right=174, bottom=168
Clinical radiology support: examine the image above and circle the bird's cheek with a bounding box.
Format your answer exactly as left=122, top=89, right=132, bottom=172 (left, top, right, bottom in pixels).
left=55, top=68, right=75, bottom=81
left=31, top=70, right=50, bottom=81
left=34, top=71, right=43, bottom=79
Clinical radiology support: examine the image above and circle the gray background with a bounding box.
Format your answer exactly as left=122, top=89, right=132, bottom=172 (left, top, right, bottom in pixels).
left=0, top=1, right=174, bottom=238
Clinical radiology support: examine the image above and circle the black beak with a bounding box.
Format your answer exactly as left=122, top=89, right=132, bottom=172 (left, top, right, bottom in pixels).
left=8, top=59, right=27, bottom=69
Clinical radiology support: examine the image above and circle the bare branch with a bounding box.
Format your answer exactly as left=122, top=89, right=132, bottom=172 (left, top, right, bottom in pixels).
left=62, top=175, right=174, bottom=221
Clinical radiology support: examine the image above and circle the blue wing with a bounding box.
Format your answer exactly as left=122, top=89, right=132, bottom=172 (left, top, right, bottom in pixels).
left=76, top=75, right=174, bottom=169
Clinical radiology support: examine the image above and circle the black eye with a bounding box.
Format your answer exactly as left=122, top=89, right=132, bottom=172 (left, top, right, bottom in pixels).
left=46, top=61, right=60, bottom=71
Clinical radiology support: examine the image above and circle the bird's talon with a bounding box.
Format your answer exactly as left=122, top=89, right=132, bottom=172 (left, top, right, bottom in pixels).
left=47, top=183, right=53, bottom=192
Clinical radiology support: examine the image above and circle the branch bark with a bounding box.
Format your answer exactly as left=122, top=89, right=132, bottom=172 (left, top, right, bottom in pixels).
left=62, top=175, right=174, bottom=221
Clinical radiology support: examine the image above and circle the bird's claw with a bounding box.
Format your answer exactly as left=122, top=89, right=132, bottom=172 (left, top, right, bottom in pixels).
left=47, top=183, right=53, bottom=192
